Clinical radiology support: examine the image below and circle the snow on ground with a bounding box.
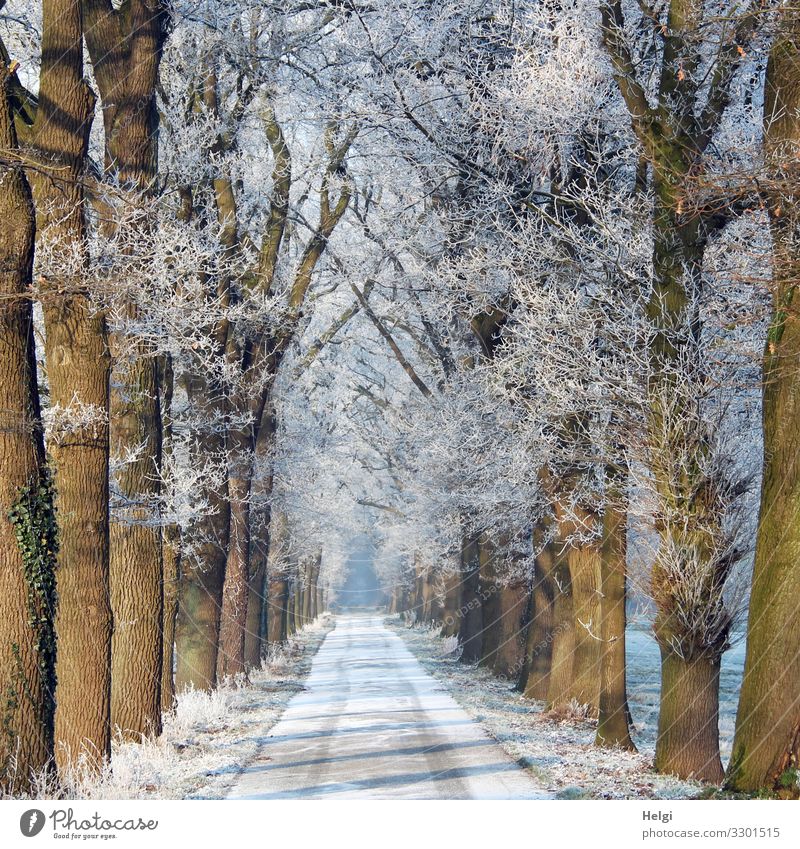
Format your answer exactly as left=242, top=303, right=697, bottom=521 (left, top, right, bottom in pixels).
left=11, top=615, right=334, bottom=800
left=227, top=613, right=549, bottom=800
left=388, top=616, right=745, bottom=800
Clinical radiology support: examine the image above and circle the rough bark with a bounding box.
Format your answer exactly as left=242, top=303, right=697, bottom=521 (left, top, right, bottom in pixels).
left=727, top=16, right=800, bottom=794
left=477, top=534, right=503, bottom=669
left=602, top=0, right=756, bottom=782
left=440, top=567, right=462, bottom=637
left=27, top=0, right=112, bottom=772
left=266, top=511, right=290, bottom=645
left=217, top=443, right=254, bottom=681
left=458, top=534, right=483, bottom=663
left=567, top=532, right=602, bottom=715
left=82, top=0, right=167, bottom=741
left=160, top=356, right=180, bottom=712
left=174, top=373, right=230, bottom=692
left=267, top=575, right=289, bottom=644
left=418, top=560, right=434, bottom=623
left=108, top=354, right=163, bottom=738
left=521, top=548, right=555, bottom=701
left=244, top=409, right=275, bottom=668
left=492, top=579, right=528, bottom=680
left=655, top=650, right=724, bottom=782
left=161, top=536, right=180, bottom=712
left=293, top=581, right=303, bottom=632
left=244, top=551, right=266, bottom=669
left=0, top=69, right=55, bottom=792
left=546, top=553, right=575, bottom=711
left=595, top=493, right=636, bottom=750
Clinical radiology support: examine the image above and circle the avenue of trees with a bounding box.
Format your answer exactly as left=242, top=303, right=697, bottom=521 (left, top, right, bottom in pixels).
left=0, top=0, right=798, bottom=798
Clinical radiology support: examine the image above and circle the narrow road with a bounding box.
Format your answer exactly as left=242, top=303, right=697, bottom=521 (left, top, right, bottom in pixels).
left=227, top=613, right=548, bottom=799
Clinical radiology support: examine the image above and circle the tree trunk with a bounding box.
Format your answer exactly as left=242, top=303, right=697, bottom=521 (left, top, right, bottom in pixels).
left=244, top=553, right=266, bottom=669
left=266, top=511, right=290, bottom=645
left=0, top=72, right=55, bottom=793
left=287, top=585, right=297, bottom=635
left=595, top=492, right=636, bottom=750
left=309, top=554, right=321, bottom=620
left=160, top=355, right=179, bottom=713
left=81, top=0, right=167, bottom=743
left=602, top=0, right=740, bottom=783
left=108, top=359, right=163, bottom=739
left=267, top=576, right=289, bottom=644
left=161, top=535, right=180, bottom=712
left=285, top=591, right=294, bottom=636
left=28, top=0, right=112, bottom=772
left=294, top=581, right=303, bottom=632
left=302, top=558, right=314, bottom=622
left=458, top=534, right=483, bottom=663
left=174, top=374, right=230, bottom=692
left=647, top=188, right=727, bottom=780
left=175, top=556, right=226, bottom=692
left=244, top=406, right=275, bottom=669
left=567, top=551, right=601, bottom=710
left=521, top=544, right=555, bottom=701
left=440, top=567, right=462, bottom=637
left=217, top=450, right=253, bottom=680
left=727, top=17, right=800, bottom=793
left=546, top=554, right=575, bottom=711
left=478, top=534, right=503, bottom=669
left=492, top=579, right=528, bottom=679
left=655, top=650, right=724, bottom=783
left=564, top=506, right=602, bottom=715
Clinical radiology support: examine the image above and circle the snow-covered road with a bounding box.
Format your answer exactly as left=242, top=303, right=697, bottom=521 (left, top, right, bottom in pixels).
left=227, top=613, right=549, bottom=799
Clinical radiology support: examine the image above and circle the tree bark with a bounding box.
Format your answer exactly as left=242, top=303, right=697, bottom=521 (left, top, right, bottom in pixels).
left=595, top=492, right=636, bottom=750
left=245, top=405, right=275, bottom=668
left=601, top=0, right=753, bottom=782
left=655, top=650, right=724, bottom=782
left=440, top=566, right=462, bottom=637
left=267, top=575, right=289, bottom=644
left=0, top=69, right=55, bottom=793
left=546, top=553, right=575, bottom=711
left=520, top=543, right=555, bottom=701
left=727, top=15, right=800, bottom=794
left=478, top=534, right=503, bottom=669
left=174, top=374, right=230, bottom=692
left=244, top=551, right=266, bottom=669
left=159, top=355, right=179, bottom=712
left=293, top=580, right=303, bottom=632
left=217, top=443, right=254, bottom=681
left=492, top=579, right=528, bottom=679
left=27, top=0, right=112, bottom=772
left=161, top=536, right=180, bottom=712
left=266, top=511, right=290, bottom=645
left=458, top=533, right=483, bottom=663
left=565, top=508, right=602, bottom=715
left=82, top=0, right=167, bottom=741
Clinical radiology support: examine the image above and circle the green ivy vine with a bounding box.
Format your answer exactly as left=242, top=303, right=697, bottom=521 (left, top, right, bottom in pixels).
left=7, top=468, right=59, bottom=738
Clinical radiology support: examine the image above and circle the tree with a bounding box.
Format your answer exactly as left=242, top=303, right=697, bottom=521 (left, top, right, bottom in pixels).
left=727, top=8, right=800, bottom=795
left=601, top=0, right=760, bottom=781
left=595, top=480, right=636, bottom=749
left=0, top=58, right=57, bottom=794
left=82, top=0, right=168, bottom=742
left=26, top=0, right=112, bottom=773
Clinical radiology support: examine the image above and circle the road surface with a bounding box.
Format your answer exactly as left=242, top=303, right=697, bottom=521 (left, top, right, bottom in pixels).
left=227, top=613, right=548, bottom=799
